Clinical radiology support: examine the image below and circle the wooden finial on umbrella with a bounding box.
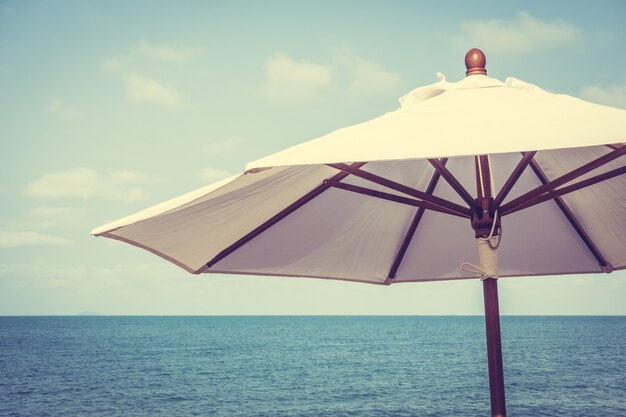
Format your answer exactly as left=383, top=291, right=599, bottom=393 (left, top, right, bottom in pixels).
left=465, top=48, right=487, bottom=76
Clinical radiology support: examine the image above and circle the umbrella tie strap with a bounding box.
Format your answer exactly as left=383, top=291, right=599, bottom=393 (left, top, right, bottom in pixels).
left=462, top=238, right=500, bottom=280
left=463, top=210, right=500, bottom=280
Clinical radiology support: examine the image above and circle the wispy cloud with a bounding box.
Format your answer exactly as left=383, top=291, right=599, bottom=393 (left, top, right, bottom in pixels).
left=264, top=51, right=400, bottom=101
left=335, top=49, right=400, bottom=95
left=5, top=207, right=77, bottom=230
left=136, top=41, right=203, bottom=63
left=102, top=61, right=185, bottom=108
left=123, top=73, right=183, bottom=108
left=103, top=40, right=199, bottom=108
left=265, top=54, right=333, bottom=101
left=457, top=12, right=580, bottom=55
left=200, top=167, right=232, bottom=182
left=0, top=230, right=72, bottom=248
left=580, top=84, right=626, bottom=109
left=26, top=168, right=154, bottom=202
left=203, top=138, right=239, bottom=155
left=102, top=56, right=125, bottom=72
left=45, top=97, right=80, bottom=119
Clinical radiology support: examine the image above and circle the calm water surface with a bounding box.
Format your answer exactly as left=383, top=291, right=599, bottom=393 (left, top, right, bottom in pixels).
left=1, top=316, right=624, bottom=416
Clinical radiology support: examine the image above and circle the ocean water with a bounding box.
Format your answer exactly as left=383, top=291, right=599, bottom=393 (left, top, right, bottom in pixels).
left=0, top=316, right=624, bottom=417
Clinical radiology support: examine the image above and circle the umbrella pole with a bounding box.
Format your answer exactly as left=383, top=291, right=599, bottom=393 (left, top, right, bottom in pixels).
left=483, top=277, right=506, bottom=417
left=471, top=146, right=506, bottom=416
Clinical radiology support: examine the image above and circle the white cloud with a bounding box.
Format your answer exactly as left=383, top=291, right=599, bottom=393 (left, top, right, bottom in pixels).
left=580, top=84, right=626, bottom=109
left=264, top=51, right=399, bottom=100
left=104, top=41, right=202, bottom=71
left=265, top=54, right=332, bottom=101
left=335, top=49, right=401, bottom=95
left=123, top=73, right=183, bottom=108
left=102, top=56, right=125, bottom=72
left=136, top=41, right=203, bottom=63
left=24, top=207, right=75, bottom=229
left=103, top=42, right=200, bottom=108
left=25, top=206, right=74, bottom=218
left=203, top=139, right=239, bottom=155
left=45, top=98, right=80, bottom=119
left=26, top=168, right=153, bottom=202
left=0, top=230, right=72, bottom=248
left=109, top=170, right=153, bottom=183
left=5, top=207, right=77, bottom=230
left=200, top=167, right=232, bottom=182
left=457, top=12, right=580, bottom=55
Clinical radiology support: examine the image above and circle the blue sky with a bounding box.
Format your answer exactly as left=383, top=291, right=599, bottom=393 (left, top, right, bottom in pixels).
left=1, top=1, right=625, bottom=315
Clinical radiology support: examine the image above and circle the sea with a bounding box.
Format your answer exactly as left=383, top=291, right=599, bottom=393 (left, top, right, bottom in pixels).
left=0, top=316, right=624, bottom=417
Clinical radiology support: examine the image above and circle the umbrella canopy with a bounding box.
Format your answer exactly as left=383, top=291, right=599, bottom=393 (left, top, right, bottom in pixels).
left=92, top=59, right=626, bottom=285
left=92, top=49, right=626, bottom=417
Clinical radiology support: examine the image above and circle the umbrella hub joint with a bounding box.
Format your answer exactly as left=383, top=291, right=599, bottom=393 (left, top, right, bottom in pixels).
left=471, top=198, right=500, bottom=239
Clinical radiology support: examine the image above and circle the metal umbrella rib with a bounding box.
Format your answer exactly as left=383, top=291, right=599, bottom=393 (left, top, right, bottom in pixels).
left=500, top=146, right=626, bottom=215
left=526, top=158, right=609, bottom=269
left=203, top=162, right=367, bottom=271
left=328, top=162, right=471, bottom=217
left=387, top=158, right=448, bottom=280
left=502, top=164, right=626, bottom=216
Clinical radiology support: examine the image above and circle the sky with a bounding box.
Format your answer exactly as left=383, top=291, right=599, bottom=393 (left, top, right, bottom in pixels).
left=1, top=0, right=625, bottom=315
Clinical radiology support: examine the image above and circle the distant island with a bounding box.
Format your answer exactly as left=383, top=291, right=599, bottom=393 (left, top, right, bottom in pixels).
left=76, top=311, right=101, bottom=316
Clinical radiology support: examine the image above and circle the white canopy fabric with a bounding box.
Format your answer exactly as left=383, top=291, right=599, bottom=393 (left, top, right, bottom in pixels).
left=92, top=74, right=626, bottom=284
left=248, top=75, right=626, bottom=169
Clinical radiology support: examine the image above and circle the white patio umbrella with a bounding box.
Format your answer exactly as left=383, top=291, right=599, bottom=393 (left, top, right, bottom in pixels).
left=92, top=49, right=626, bottom=417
